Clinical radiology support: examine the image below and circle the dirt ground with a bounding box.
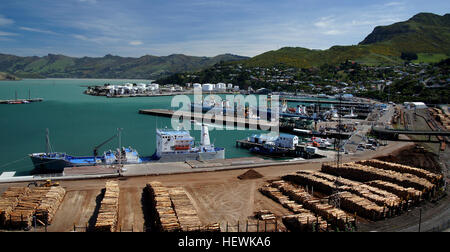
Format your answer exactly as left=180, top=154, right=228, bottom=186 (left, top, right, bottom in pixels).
left=3, top=140, right=432, bottom=232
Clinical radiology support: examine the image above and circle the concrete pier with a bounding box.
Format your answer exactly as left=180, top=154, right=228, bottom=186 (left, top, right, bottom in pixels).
left=139, top=109, right=278, bottom=130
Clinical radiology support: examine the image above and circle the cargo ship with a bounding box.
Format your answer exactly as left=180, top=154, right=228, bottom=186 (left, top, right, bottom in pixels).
left=153, top=125, right=225, bottom=162
left=29, top=126, right=225, bottom=173
left=29, top=129, right=142, bottom=173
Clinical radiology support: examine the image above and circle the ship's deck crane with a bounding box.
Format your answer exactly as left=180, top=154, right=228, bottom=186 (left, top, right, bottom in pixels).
left=93, top=131, right=120, bottom=157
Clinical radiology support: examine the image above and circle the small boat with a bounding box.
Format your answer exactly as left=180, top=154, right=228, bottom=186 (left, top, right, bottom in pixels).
left=250, top=142, right=289, bottom=157
left=343, top=107, right=358, bottom=119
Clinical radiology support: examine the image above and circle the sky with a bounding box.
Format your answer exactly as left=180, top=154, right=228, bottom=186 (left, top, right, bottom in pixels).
left=0, top=0, right=449, bottom=58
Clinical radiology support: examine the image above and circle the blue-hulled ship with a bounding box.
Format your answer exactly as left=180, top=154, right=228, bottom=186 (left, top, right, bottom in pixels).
left=29, top=129, right=142, bottom=173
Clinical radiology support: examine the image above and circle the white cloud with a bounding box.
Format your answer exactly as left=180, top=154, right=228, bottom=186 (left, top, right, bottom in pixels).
left=0, top=31, right=18, bottom=36
left=19, top=26, right=57, bottom=35
left=385, top=2, right=404, bottom=7
left=129, top=41, right=143, bottom=46
left=314, top=16, right=335, bottom=28
left=78, top=0, right=97, bottom=4
left=73, top=34, right=120, bottom=44
left=0, top=15, right=14, bottom=26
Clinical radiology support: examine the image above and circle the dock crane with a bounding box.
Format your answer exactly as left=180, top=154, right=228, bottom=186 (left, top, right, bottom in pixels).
left=93, top=129, right=122, bottom=161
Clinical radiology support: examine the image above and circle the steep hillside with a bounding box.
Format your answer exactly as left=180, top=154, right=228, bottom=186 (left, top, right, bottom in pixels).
left=0, top=53, right=248, bottom=79
left=240, top=12, right=449, bottom=68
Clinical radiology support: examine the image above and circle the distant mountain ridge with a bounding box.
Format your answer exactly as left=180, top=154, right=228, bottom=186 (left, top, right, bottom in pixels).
left=0, top=53, right=248, bottom=79
left=239, top=12, right=450, bottom=68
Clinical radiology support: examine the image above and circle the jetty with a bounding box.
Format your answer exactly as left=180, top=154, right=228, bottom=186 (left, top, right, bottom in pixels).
left=139, top=109, right=278, bottom=130
left=0, top=98, right=43, bottom=104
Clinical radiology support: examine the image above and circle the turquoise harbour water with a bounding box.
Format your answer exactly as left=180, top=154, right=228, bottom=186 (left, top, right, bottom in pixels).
left=0, top=79, right=267, bottom=176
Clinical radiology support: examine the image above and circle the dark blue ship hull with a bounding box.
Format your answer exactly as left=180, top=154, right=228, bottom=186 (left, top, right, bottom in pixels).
left=30, top=155, right=70, bottom=173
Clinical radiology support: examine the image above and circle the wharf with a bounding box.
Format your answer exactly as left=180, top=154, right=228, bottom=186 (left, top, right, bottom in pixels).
left=282, top=97, right=372, bottom=107
left=0, top=98, right=43, bottom=104
left=280, top=126, right=352, bottom=139
left=139, top=109, right=278, bottom=130
left=235, top=139, right=309, bottom=158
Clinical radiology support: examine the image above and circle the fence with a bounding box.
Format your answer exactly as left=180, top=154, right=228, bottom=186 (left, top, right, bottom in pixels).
left=72, top=223, right=136, bottom=232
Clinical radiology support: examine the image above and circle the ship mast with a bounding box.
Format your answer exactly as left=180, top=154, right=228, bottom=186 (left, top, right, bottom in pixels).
left=45, top=128, right=50, bottom=154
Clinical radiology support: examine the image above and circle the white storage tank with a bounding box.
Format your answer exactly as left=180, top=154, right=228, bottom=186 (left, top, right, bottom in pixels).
left=216, top=83, right=226, bottom=90
left=193, top=83, right=202, bottom=89
left=202, top=84, right=214, bottom=91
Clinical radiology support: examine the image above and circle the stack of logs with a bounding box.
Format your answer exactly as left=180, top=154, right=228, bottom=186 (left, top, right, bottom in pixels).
left=321, top=162, right=435, bottom=193
left=94, top=181, right=120, bottom=232
left=169, top=187, right=203, bottom=231
left=36, top=186, right=66, bottom=225
left=0, top=187, right=31, bottom=227
left=259, top=185, right=306, bottom=214
left=270, top=180, right=355, bottom=230
left=366, top=180, right=422, bottom=202
left=283, top=172, right=386, bottom=220
left=8, top=187, right=51, bottom=228
left=259, top=184, right=328, bottom=231
left=146, top=181, right=181, bottom=232
left=296, top=170, right=402, bottom=209
left=146, top=182, right=220, bottom=232
left=255, top=210, right=276, bottom=221
left=356, top=160, right=443, bottom=184
left=282, top=214, right=328, bottom=232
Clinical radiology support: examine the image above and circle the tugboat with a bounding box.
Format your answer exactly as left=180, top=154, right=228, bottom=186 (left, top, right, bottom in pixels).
left=29, top=129, right=142, bottom=173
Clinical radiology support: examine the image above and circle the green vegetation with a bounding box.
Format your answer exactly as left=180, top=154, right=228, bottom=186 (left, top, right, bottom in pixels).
left=0, top=53, right=248, bottom=79
left=235, top=13, right=449, bottom=69
left=413, top=53, right=449, bottom=63
left=0, top=72, right=21, bottom=81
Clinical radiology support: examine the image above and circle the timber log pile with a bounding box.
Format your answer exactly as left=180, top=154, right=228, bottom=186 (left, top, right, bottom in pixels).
left=0, top=187, right=31, bottom=227
left=337, top=191, right=385, bottom=220
left=295, top=170, right=402, bottom=209
left=94, top=181, right=120, bottom=232
left=283, top=172, right=385, bottom=220
left=255, top=210, right=276, bottom=221
left=146, top=181, right=181, bottom=232
left=366, top=180, right=422, bottom=202
left=259, top=184, right=328, bottom=232
left=356, top=160, right=443, bottom=184
left=321, top=162, right=435, bottom=192
left=282, top=214, right=328, bottom=232
left=270, top=180, right=355, bottom=230
left=259, top=185, right=306, bottom=214
left=169, top=187, right=203, bottom=231
left=8, top=187, right=50, bottom=228
left=35, top=186, right=66, bottom=225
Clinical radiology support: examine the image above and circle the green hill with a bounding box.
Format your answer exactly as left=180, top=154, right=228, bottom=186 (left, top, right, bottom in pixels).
left=0, top=72, right=20, bottom=81
left=240, top=12, right=450, bottom=68
left=0, top=53, right=248, bottom=79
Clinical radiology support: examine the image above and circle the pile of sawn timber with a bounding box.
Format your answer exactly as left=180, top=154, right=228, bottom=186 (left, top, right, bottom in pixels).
left=283, top=172, right=386, bottom=220
left=270, top=180, right=355, bottom=230
left=94, top=181, right=120, bottom=232
left=259, top=184, right=328, bottom=231
left=0, top=187, right=31, bottom=227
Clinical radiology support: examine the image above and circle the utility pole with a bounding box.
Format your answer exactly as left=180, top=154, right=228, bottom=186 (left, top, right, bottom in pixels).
left=118, top=128, right=123, bottom=167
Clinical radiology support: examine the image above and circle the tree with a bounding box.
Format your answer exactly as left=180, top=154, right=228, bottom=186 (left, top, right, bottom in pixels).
left=401, top=52, right=418, bottom=61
